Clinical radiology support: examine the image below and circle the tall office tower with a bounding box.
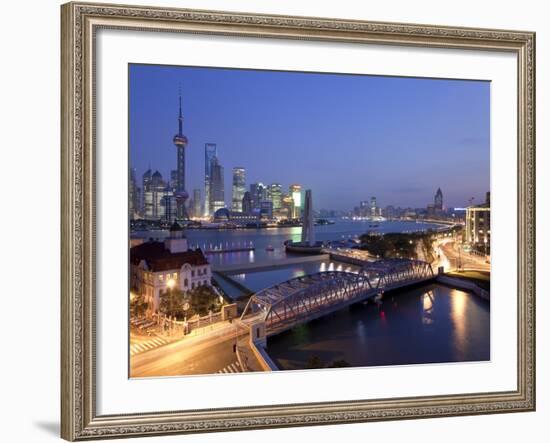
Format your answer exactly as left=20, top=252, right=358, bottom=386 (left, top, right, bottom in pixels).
left=143, top=171, right=170, bottom=220
left=162, top=194, right=177, bottom=222
left=172, top=93, right=190, bottom=219
left=359, top=200, right=369, bottom=217
left=129, top=167, right=138, bottom=219
left=140, top=169, right=152, bottom=217
left=242, top=191, right=253, bottom=214
left=269, top=183, right=282, bottom=210
left=141, top=169, right=152, bottom=218
left=434, top=187, right=443, bottom=212
left=301, top=190, right=315, bottom=246
left=249, top=182, right=267, bottom=209
left=232, top=167, right=246, bottom=212
left=370, top=196, right=377, bottom=217
left=289, top=184, right=302, bottom=219
left=282, top=194, right=295, bottom=220
left=142, top=168, right=152, bottom=193
left=211, top=156, right=225, bottom=212
left=192, top=189, right=201, bottom=218
left=135, top=187, right=141, bottom=218
left=204, top=143, right=217, bottom=216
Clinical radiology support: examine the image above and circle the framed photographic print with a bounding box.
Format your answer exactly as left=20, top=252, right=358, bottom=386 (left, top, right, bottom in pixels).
left=61, top=2, right=536, bottom=440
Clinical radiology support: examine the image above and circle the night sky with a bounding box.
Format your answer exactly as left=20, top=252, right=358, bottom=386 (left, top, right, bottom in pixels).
left=129, top=64, right=490, bottom=211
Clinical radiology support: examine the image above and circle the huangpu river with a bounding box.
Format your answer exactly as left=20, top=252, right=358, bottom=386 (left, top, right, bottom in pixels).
left=131, top=219, right=447, bottom=266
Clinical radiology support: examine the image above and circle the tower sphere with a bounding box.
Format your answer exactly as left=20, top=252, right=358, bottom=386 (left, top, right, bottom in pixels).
left=174, top=190, right=189, bottom=201
left=173, top=134, right=188, bottom=147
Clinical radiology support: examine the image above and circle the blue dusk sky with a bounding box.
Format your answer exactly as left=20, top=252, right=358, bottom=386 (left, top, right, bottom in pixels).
left=129, top=64, right=490, bottom=211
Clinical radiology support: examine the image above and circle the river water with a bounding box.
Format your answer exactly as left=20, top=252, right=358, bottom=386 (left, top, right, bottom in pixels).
left=266, top=283, right=490, bottom=369
left=132, top=219, right=446, bottom=266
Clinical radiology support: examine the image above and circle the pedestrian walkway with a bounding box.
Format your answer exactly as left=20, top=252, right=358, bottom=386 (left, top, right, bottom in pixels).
left=217, top=361, right=242, bottom=374
left=130, top=336, right=170, bottom=356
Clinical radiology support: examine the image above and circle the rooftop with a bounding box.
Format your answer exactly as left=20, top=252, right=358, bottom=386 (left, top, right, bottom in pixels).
left=130, top=241, right=208, bottom=272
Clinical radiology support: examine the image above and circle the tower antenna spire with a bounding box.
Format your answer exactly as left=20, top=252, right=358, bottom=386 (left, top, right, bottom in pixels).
left=177, top=87, right=183, bottom=135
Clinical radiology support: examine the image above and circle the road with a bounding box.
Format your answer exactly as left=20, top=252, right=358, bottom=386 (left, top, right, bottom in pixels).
left=439, top=242, right=490, bottom=272
left=130, top=324, right=247, bottom=377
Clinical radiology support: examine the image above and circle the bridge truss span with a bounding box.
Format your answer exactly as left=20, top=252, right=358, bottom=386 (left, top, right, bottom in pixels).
left=241, top=259, right=435, bottom=336
left=241, top=271, right=373, bottom=335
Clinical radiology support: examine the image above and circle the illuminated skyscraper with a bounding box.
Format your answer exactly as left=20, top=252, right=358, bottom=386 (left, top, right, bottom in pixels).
left=269, top=183, right=282, bottom=210
left=192, top=189, right=201, bottom=218
left=172, top=93, right=189, bottom=219
left=249, top=183, right=267, bottom=209
left=289, top=184, right=302, bottom=218
left=204, top=143, right=217, bottom=216
left=143, top=170, right=170, bottom=220
left=359, top=200, right=369, bottom=217
left=370, top=196, right=377, bottom=217
left=232, top=167, right=246, bottom=212
left=211, top=156, right=225, bottom=212
left=281, top=194, right=295, bottom=220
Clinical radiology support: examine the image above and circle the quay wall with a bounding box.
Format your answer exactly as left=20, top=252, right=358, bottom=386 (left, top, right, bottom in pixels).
left=436, top=275, right=490, bottom=301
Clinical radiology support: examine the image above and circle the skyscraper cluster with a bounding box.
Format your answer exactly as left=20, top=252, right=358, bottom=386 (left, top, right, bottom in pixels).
left=354, top=197, right=381, bottom=218
left=130, top=93, right=305, bottom=223
left=201, top=143, right=303, bottom=221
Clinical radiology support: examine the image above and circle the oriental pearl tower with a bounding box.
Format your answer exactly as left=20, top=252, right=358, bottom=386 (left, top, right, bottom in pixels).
left=173, top=93, right=189, bottom=220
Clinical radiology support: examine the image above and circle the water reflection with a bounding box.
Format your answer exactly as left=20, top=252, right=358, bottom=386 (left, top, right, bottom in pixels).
left=450, top=289, right=468, bottom=359
left=267, top=284, right=490, bottom=369
left=422, top=291, right=435, bottom=326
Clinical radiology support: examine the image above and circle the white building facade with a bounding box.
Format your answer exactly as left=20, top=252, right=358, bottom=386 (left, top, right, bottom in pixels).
left=130, top=222, right=212, bottom=314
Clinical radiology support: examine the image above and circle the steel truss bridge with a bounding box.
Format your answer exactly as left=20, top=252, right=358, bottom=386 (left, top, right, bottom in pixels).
left=241, top=259, right=434, bottom=336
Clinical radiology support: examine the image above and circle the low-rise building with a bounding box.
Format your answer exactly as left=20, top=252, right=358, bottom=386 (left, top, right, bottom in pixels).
left=130, top=222, right=212, bottom=314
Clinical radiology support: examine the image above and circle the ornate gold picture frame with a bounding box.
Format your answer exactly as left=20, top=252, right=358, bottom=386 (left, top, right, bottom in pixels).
left=61, top=2, right=535, bottom=440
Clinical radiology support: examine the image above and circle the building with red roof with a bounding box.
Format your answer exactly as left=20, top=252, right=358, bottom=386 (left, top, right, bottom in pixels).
left=130, top=222, right=212, bottom=314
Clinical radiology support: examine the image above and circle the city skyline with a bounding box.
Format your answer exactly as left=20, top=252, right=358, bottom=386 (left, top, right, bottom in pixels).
left=129, top=64, right=490, bottom=210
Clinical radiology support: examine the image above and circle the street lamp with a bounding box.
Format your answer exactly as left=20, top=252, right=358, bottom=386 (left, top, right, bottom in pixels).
left=167, top=278, right=175, bottom=290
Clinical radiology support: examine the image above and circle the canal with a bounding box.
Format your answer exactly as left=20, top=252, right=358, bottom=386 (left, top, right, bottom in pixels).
left=266, top=283, right=490, bottom=369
